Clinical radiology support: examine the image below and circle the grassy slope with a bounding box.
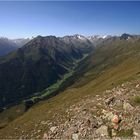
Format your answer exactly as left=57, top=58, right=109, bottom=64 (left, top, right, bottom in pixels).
left=0, top=53, right=88, bottom=132
left=0, top=103, right=25, bottom=129
left=25, top=53, right=89, bottom=102
left=0, top=39, right=140, bottom=138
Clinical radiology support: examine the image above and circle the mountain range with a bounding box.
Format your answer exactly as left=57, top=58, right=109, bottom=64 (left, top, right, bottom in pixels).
left=0, top=33, right=139, bottom=107
left=0, top=33, right=140, bottom=139
left=0, top=34, right=119, bottom=57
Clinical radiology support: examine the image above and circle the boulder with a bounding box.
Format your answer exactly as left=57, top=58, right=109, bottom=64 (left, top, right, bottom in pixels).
left=43, top=133, right=48, bottom=139
left=105, top=97, right=115, bottom=106
left=133, top=129, right=140, bottom=138
left=41, top=121, right=48, bottom=125
left=102, top=110, right=114, bottom=121
left=72, top=133, right=78, bottom=140
left=96, top=125, right=109, bottom=136
left=50, top=126, right=57, bottom=133
left=112, top=129, right=117, bottom=136
left=136, top=84, right=139, bottom=88
left=123, top=102, right=134, bottom=111
left=37, top=129, right=41, bottom=133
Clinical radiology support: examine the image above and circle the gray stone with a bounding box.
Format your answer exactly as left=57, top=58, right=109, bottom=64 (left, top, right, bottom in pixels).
left=115, top=99, right=123, bottom=107
left=136, top=84, right=139, bottom=88
left=96, top=117, right=103, bottom=126
left=43, top=133, right=48, bottom=139
left=96, top=125, right=109, bottom=136
left=72, top=133, right=78, bottom=140
left=123, top=102, right=134, bottom=111
left=102, top=110, right=114, bottom=121
left=112, top=129, right=117, bottom=136
left=41, top=121, right=48, bottom=125
left=105, top=97, right=115, bottom=106
left=50, top=126, right=57, bottom=133
left=36, top=135, right=40, bottom=138
left=37, top=129, right=41, bottom=133
left=133, top=129, right=140, bottom=138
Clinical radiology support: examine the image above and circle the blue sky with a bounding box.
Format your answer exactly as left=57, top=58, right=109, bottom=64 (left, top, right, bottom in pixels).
left=0, top=1, right=140, bottom=39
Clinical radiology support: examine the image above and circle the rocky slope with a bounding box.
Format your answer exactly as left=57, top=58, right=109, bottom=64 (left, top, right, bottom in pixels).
left=0, top=79, right=139, bottom=139
left=41, top=80, right=140, bottom=139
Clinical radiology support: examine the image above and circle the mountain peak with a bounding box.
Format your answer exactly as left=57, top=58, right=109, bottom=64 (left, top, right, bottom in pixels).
left=120, top=33, right=133, bottom=40
left=26, top=35, right=59, bottom=48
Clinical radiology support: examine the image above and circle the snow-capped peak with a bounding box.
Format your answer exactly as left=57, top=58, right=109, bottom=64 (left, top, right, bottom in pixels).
left=87, top=35, right=111, bottom=40
left=73, top=34, right=87, bottom=40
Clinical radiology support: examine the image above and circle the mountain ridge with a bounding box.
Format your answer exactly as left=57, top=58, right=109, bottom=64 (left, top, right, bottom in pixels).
left=0, top=35, right=94, bottom=108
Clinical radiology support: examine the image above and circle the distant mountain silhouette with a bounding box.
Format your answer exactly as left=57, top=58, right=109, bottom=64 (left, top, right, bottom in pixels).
left=0, top=37, right=30, bottom=56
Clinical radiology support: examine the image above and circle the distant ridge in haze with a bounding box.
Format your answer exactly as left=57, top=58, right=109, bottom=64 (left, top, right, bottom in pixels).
left=0, top=37, right=30, bottom=56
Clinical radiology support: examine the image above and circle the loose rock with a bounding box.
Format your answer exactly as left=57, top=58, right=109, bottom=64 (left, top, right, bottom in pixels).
left=72, top=133, right=78, bottom=140
left=50, top=126, right=57, bottom=133
left=96, top=125, right=109, bottom=136
left=123, top=102, right=134, bottom=111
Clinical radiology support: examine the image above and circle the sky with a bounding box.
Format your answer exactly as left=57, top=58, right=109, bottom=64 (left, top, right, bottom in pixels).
left=0, top=1, right=140, bottom=39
